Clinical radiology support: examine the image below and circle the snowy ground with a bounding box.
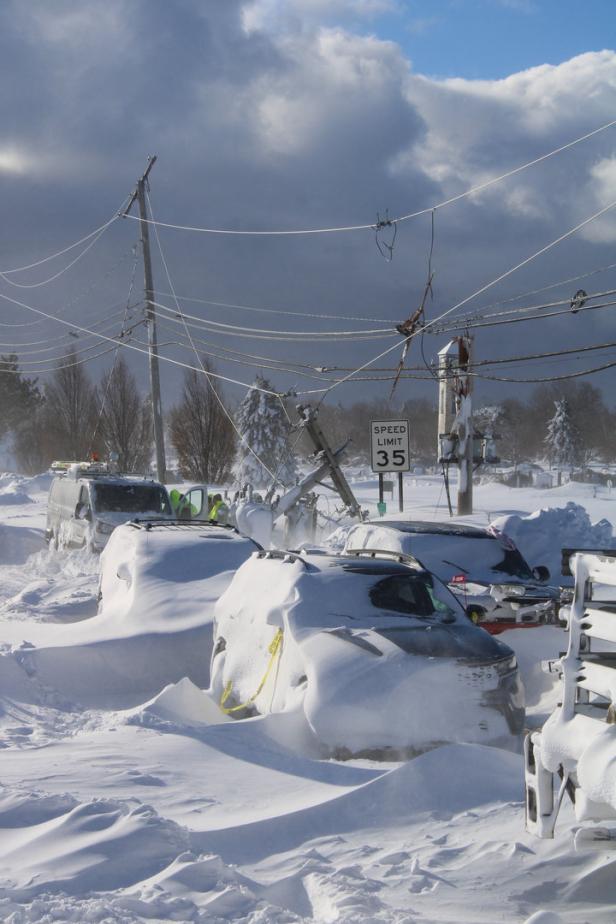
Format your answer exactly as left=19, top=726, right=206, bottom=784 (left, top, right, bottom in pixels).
left=1, top=471, right=616, bottom=922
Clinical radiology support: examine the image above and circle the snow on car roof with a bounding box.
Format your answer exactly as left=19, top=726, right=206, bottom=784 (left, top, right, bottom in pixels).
left=262, top=549, right=425, bottom=575
left=373, top=520, right=490, bottom=538
left=127, top=519, right=252, bottom=539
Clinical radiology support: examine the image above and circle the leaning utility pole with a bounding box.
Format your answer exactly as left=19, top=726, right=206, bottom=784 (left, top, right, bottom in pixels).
left=123, top=156, right=167, bottom=482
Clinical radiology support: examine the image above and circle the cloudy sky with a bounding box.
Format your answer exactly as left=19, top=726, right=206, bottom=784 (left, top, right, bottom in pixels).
left=1, top=0, right=615, bottom=410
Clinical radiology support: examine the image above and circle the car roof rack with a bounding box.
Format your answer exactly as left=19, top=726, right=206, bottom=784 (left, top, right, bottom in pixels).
left=50, top=461, right=155, bottom=483
left=127, top=519, right=261, bottom=545
left=343, top=548, right=424, bottom=570
left=255, top=549, right=308, bottom=567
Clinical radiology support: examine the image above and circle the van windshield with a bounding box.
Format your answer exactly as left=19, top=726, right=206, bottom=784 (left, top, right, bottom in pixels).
left=92, top=483, right=171, bottom=515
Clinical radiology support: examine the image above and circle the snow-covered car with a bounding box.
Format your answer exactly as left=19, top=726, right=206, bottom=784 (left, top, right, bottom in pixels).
left=95, top=520, right=262, bottom=694
left=210, top=548, right=525, bottom=757
left=342, top=520, right=558, bottom=633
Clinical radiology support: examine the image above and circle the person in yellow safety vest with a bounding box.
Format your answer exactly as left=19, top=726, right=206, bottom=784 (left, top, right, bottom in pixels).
left=169, top=489, right=198, bottom=519
left=169, top=489, right=182, bottom=514
left=208, top=493, right=228, bottom=524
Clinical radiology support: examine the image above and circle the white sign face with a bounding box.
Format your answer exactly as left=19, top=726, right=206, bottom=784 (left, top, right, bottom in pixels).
left=370, top=419, right=410, bottom=473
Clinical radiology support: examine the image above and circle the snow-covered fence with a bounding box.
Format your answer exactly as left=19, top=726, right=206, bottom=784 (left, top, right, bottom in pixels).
left=525, top=548, right=616, bottom=846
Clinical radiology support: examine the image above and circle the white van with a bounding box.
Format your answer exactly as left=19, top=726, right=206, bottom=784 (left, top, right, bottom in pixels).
left=45, top=462, right=173, bottom=552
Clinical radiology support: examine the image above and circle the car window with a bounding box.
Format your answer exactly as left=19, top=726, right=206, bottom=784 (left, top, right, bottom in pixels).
left=92, top=483, right=171, bottom=515
left=369, top=574, right=450, bottom=618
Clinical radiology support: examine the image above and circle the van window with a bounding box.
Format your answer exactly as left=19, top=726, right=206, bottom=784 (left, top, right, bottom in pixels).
left=91, top=483, right=171, bottom=515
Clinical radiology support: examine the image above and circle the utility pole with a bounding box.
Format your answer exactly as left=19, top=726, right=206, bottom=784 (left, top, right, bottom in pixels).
left=437, top=336, right=473, bottom=516
left=296, top=404, right=362, bottom=518
left=456, top=336, right=473, bottom=516
left=123, top=156, right=166, bottom=483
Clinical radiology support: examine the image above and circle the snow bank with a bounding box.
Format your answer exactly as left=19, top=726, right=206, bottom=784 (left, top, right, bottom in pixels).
left=0, top=524, right=46, bottom=565
left=0, top=483, right=32, bottom=505
left=126, top=677, right=229, bottom=730
left=0, top=788, right=189, bottom=899
left=499, top=625, right=565, bottom=725
left=578, top=725, right=616, bottom=812
left=492, top=502, right=615, bottom=584
left=21, top=471, right=54, bottom=494
left=196, top=743, right=523, bottom=863
left=0, top=525, right=259, bottom=708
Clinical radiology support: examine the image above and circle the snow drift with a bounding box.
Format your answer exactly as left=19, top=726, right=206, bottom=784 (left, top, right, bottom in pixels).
left=492, top=502, right=614, bottom=584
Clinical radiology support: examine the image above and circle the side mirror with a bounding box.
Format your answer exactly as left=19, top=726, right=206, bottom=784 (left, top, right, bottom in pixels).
left=75, top=503, right=91, bottom=521
left=532, top=565, right=550, bottom=583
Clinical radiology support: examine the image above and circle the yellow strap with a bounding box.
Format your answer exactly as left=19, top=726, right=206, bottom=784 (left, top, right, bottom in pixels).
left=219, top=628, right=284, bottom=714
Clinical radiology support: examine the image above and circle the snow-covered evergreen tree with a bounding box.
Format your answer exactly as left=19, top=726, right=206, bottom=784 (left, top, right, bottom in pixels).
left=544, top=398, right=580, bottom=468
left=235, top=376, right=298, bottom=489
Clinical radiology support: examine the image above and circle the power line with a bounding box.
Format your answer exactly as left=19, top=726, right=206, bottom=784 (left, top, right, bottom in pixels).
left=152, top=299, right=395, bottom=339
left=0, top=303, right=142, bottom=354
left=0, top=319, right=147, bottom=369
left=0, top=222, right=111, bottom=289
left=0, top=244, right=139, bottom=328
left=155, top=319, right=329, bottom=374
left=87, top=254, right=141, bottom=455
left=434, top=298, right=616, bottom=335
left=430, top=288, right=616, bottom=331
left=121, top=117, right=616, bottom=237
left=297, top=196, right=616, bottom=398
left=0, top=289, right=284, bottom=396
left=156, top=291, right=397, bottom=325
left=0, top=344, right=122, bottom=376
left=469, top=361, right=616, bottom=384
left=146, top=188, right=284, bottom=487
left=472, top=260, right=616, bottom=313
left=0, top=207, right=124, bottom=275
left=155, top=322, right=338, bottom=382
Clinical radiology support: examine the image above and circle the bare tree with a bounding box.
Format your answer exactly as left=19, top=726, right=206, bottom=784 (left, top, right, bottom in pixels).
left=169, top=360, right=236, bottom=482
left=98, top=356, right=153, bottom=472
left=13, top=405, right=55, bottom=474
left=43, top=352, right=100, bottom=460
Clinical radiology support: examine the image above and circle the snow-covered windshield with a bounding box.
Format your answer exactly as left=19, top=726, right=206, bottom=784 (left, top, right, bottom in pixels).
left=92, top=483, right=171, bottom=515
left=401, top=535, right=533, bottom=583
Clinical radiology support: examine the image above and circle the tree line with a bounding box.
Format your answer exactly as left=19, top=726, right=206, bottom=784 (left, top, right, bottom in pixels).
left=2, top=350, right=615, bottom=480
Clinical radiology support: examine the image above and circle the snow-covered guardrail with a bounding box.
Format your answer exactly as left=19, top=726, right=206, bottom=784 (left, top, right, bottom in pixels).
left=525, top=548, right=616, bottom=847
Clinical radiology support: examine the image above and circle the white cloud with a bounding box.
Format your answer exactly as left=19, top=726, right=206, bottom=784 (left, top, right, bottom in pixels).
left=246, top=28, right=412, bottom=157
left=242, top=0, right=397, bottom=34
left=392, top=51, right=616, bottom=229
left=582, top=157, right=616, bottom=243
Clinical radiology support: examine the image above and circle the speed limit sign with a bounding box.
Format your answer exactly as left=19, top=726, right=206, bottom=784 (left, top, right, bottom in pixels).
left=370, top=420, right=410, bottom=473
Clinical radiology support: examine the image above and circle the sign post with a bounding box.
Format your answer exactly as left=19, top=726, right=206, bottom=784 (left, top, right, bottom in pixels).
left=370, top=420, right=410, bottom=514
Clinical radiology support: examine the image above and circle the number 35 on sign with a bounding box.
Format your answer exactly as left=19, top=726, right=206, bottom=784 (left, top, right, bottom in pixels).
left=370, top=420, right=411, bottom=473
